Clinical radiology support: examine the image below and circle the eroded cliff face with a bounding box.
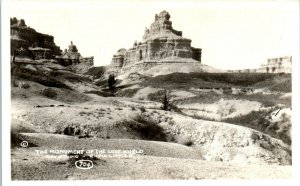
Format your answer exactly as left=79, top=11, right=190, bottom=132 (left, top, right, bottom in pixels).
left=111, top=10, right=202, bottom=68
left=10, top=17, right=62, bottom=58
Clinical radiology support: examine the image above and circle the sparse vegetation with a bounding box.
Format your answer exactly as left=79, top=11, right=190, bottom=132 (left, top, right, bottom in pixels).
left=63, top=125, right=81, bottom=136
left=223, top=108, right=291, bottom=145
left=19, top=82, right=30, bottom=89
left=183, top=140, right=194, bottom=147
left=108, top=74, right=117, bottom=90
left=61, top=125, right=91, bottom=138
left=42, top=88, right=58, bottom=98
left=148, top=89, right=166, bottom=101
left=139, top=106, right=146, bottom=113
left=131, top=114, right=168, bottom=141
left=161, top=90, right=171, bottom=111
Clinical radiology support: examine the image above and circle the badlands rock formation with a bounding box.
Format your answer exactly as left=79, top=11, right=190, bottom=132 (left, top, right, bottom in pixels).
left=58, top=41, right=94, bottom=66
left=11, top=18, right=94, bottom=67
left=110, top=10, right=202, bottom=69
left=10, top=17, right=62, bottom=58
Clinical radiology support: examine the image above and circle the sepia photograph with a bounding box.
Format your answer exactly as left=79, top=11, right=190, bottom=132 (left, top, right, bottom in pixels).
left=1, top=0, right=299, bottom=183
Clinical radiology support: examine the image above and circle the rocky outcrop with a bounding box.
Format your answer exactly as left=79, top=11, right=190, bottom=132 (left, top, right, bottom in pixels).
left=57, top=41, right=94, bottom=67
left=10, top=17, right=62, bottom=58
left=110, top=10, right=202, bottom=68
left=227, top=56, right=292, bottom=73
left=259, top=56, right=292, bottom=73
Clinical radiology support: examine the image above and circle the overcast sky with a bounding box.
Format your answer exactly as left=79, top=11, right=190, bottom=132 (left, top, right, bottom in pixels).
left=7, top=0, right=299, bottom=70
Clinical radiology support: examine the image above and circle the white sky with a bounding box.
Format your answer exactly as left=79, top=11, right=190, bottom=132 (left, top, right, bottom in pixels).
left=7, top=0, right=299, bottom=70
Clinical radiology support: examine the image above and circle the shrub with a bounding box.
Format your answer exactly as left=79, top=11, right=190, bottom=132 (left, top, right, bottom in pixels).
left=139, top=106, right=146, bottom=113
left=183, top=140, right=194, bottom=147
left=130, top=114, right=168, bottom=141
left=108, top=74, right=117, bottom=90
left=161, top=90, right=171, bottom=111
left=42, top=88, right=58, bottom=98
left=19, top=82, right=30, bottom=89
left=63, top=125, right=81, bottom=136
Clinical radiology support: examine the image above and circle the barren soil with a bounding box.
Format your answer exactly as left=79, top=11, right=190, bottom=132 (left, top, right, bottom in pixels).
left=11, top=65, right=292, bottom=180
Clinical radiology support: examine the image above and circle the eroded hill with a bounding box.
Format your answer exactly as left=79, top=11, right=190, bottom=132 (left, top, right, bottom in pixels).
left=11, top=61, right=292, bottom=180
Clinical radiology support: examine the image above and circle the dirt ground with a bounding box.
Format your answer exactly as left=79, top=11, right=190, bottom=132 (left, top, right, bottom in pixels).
left=11, top=69, right=292, bottom=180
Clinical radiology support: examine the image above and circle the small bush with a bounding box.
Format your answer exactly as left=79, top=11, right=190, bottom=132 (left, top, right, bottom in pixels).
left=130, top=114, right=168, bottom=141
left=108, top=74, right=117, bottom=90
left=19, top=82, right=30, bottom=89
left=42, top=88, right=58, bottom=98
left=161, top=90, right=171, bottom=111
left=63, top=125, right=81, bottom=136
left=183, top=140, right=194, bottom=147
left=139, top=106, right=146, bottom=113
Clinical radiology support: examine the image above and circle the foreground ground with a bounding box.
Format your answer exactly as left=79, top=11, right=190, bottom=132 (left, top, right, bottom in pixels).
left=11, top=63, right=292, bottom=180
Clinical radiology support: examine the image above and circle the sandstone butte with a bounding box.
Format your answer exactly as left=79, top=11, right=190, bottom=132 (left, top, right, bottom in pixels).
left=110, top=10, right=202, bottom=72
